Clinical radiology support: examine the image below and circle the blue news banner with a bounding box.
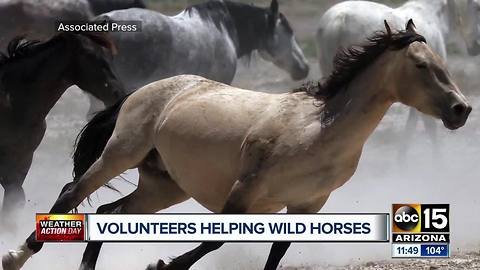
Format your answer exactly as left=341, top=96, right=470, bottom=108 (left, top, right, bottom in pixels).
left=392, top=244, right=449, bottom=258
left=84, top=214, right=390, bottom=242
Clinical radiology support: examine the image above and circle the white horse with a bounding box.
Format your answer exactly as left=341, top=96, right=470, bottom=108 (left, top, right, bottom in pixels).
left=2, top=20, right=471, bottom=270
left=463, top=0, right=480, bottom=54
left=86, top=0, right=309, bottom=115
left=317, top=0, right=480, bottom=73
left=316, top=0, right=480, bottom=161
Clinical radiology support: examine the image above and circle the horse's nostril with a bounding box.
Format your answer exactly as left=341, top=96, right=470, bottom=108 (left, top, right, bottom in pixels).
left=452, top=103, right=467, bottom=116
left=467, top=105, right=473, bottom=116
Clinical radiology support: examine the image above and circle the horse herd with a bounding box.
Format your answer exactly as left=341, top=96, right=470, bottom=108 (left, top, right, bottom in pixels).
left=0, top=0, right=477, bottom=270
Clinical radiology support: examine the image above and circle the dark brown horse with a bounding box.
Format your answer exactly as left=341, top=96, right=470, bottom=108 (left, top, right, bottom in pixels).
left=0, top=0, right=146, bottom=47
left=0, top=32, right=125, bottom=224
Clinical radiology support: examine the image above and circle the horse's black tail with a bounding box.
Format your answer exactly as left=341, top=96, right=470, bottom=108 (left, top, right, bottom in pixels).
left=72, top=95, right=130, bottom=185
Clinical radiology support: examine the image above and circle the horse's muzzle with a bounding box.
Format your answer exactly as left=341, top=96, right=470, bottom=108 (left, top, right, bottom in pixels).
left=442, top=103, right=472, bottom=130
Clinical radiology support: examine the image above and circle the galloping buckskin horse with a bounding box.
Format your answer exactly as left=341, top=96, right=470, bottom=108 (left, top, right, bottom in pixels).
left=0, top=33, right=124, bottom=224
left=3, top=20, right=471, bottom=270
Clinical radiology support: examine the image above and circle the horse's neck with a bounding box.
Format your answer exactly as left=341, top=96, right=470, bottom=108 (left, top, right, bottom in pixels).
left=10, top=82, right=70, bottom=122
left=178, top=3, right=268, bottom=58
left=173, top=9, right=239, bottom=55
left=320, top=60, right=394, bottom=152
left=9, top=43, right=72, bottom=121
left=225, top=4, right=269, bottom=57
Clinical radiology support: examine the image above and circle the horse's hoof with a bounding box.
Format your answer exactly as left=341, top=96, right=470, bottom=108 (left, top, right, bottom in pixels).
left=2, top=250, right=23, bottom=270
left=2, top=244, right=33, bottom=270
left=79, top=262, right=94, bottom=270
left=146, top=259, right=167, bottom=270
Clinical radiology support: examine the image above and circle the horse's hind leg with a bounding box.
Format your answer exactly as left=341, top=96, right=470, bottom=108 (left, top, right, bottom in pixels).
left=2, top=132, right=153, bottom=270
left=80, top=158, right=188, bottom=270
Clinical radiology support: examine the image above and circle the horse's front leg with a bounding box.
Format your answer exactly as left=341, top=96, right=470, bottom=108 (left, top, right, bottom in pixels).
left=1, top=121, right=46, bottom=224
left=149, top=179, right=264, bottom=270
left=148, top=137, right=271, bottom=270
left=263, top=195, right=330, bottom=270
left=1, top=183, right=26, bottom=219
left=1, top=181, right=74, bottom=270
left=0, top=154, right=34, bottom=227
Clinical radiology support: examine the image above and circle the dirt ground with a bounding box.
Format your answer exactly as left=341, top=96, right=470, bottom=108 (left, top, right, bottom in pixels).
left=290, top=252, right=480, bottom=270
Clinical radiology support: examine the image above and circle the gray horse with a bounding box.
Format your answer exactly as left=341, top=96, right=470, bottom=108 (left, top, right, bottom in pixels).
left=86, top=0, right=310, bottom=114
left=0, top=0, right=146, bottom=47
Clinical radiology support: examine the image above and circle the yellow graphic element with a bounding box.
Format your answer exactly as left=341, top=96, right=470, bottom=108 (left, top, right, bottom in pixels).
left=392, top=204, right=421, bottom=233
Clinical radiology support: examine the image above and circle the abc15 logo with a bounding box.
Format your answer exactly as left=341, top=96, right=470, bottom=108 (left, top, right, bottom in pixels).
left=392, top=204, right=449, bottom=233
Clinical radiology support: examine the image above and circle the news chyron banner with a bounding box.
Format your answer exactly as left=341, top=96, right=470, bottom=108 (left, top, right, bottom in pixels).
left=391, top=204, right=450, bottom=258
left=36, top=214, right=389, bottom=242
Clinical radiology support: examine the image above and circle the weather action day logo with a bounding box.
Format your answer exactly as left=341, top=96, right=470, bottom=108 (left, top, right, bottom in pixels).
left=36, top=214, right=85, bottom=241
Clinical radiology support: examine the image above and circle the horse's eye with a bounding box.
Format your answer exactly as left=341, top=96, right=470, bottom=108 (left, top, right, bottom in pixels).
left=415, top=62, right=427, bottom=69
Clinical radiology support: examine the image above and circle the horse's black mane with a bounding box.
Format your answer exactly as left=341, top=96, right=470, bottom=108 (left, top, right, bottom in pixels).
left=87, top=0, right=146, bottom=15
left=0, top=37, right=42, bottom=67
left=186, top=1, right=234, bottom=31
left=0, top=32, right=115, bottom=69
left=295, top=29, right=426, bottom=100
left=186, top=0, right=284, bottom=56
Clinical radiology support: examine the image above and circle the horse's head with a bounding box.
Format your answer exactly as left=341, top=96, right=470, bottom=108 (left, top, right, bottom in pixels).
left=65, top=32, right=126, bottom=106
left=0, top=37, right=71, bottom=110
left=258, top=0, right=309, bottom=80
left=388, top=20, right=471, bottom=130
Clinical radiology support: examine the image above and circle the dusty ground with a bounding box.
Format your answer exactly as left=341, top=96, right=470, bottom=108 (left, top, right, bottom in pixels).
left=296, top=252, right=480, bottom=270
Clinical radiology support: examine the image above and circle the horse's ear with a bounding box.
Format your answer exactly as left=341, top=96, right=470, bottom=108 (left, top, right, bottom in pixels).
left=81, top=32, right=118, bottom=55
left=384, top=20, right=392, bottom=37
left=268, top=0, right=279, bottom=30
left=270, top=0, right=279, bottom=15
left=406, top=18, right=417, bottom=33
